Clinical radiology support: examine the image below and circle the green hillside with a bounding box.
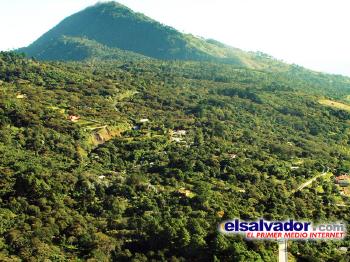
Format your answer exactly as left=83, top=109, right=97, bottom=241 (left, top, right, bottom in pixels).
left=0, top=51, right=349, bottom=261
left=20, top=35, right=149, bottom=62
left=3, top=1, right=350, bottom=261
left=20, top=1, right=287, bottom=70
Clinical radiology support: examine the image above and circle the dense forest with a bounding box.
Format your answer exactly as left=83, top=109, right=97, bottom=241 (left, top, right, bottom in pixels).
left=0, top=51, right=349, bottom=261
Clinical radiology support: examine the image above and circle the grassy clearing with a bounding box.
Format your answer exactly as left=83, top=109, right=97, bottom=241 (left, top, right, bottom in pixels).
left=316, top=173, right=334, bottom=193
left=47, top=106, right=66, bottom=114
left=316, top=185, right=324, bottom=193
left=89, top=123, right=131, bottom=146
left=292, top=159, right=304, bottom=165
left=319, top=99, right=350, bottom=112
left=116, top=90, right=139, bottom=101
left=322, top=172, right=334, bottom=180
left=314, top=173, right=332, bottom=192
left=334, top=195, right=346, bottom=206
left=340, top=185, right=350, bottom=197
left=77, top=119, right=99, bottom=127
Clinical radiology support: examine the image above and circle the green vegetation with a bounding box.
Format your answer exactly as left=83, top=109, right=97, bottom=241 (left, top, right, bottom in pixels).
left=19, top=1, right=289, bottom=70
left=1, top=1, right=350, bottom=260
left=20, top=35, right=149, bottom=62
left=0, top=50, right=349, bottom=261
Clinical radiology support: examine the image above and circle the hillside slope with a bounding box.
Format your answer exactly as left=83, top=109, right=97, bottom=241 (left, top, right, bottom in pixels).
left=20, top=1, right=286, bottom=70
left=21, top=35, right=149, bottom=62
left=0, top=51, right=349, bottom=260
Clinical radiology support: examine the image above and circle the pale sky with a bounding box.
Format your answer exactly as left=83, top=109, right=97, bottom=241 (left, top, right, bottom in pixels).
left=0, top=0, right=349, bottom=76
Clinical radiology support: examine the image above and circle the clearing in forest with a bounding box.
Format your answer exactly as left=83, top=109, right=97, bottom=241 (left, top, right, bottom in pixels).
left=319, top=99, right=350, bottom=112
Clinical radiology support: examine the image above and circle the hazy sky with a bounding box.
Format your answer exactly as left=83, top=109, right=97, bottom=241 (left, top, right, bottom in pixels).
left=1, top=0, right=349, bottom=76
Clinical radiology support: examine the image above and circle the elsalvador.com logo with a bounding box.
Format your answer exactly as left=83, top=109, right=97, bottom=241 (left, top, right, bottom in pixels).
left=219, top=219, right=346, bottom=240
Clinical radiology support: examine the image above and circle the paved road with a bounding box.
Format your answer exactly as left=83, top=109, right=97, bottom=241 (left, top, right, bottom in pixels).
left=278, top=167, right=330, bottom=261
left=293, top=167, right=330, bottom=193
left=278, top=239, right=288, bottom=262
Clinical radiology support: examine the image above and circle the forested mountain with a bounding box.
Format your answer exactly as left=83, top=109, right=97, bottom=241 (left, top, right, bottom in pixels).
left=18, top=1, right=350, bottom=98
left=0, top=51, right=349, bottom=260
left=20, top=35, right=150, bottom=62
left=2, top=0, right=350, bottom=261
left=20, top=1, right=286, bottom=70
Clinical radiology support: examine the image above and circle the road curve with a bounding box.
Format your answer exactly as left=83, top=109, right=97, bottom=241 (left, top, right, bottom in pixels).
left=293, top=167, right=330, bottom=193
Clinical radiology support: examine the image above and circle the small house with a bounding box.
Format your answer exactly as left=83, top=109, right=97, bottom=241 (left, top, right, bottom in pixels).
left=338, top=180, right=350, bottom=187
left=68, top=115, right=80, bottom=122
left=335, top=175, right=350, bottom=187
left=171, top=137, right=183, bottom=143
left=217, top=210, right=225, bottom=218
left=16, top=93, right=27, bottom=99
left=228, top=153, right=237, bottom=159
left=139, top=119, right=149, bottom=123
left=170, top=129, right=187, bottom=143
left=173, top=130, right=187, bottom=136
